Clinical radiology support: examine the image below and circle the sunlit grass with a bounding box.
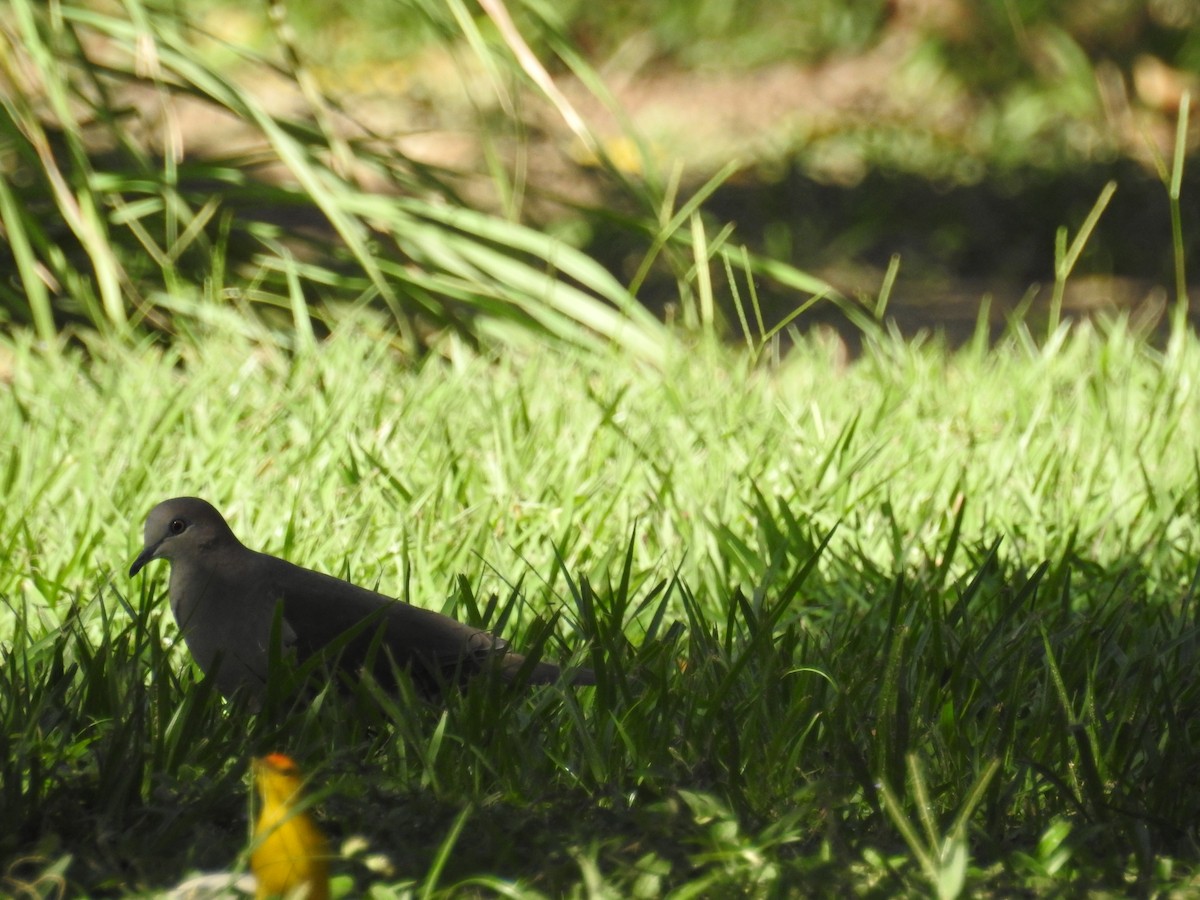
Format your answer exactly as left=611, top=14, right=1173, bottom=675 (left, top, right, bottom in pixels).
left=4, top=311, right=1200, bottom=895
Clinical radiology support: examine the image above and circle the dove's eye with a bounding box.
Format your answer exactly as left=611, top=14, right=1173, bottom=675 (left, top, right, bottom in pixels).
left=169, top=518, right=187, bottom=535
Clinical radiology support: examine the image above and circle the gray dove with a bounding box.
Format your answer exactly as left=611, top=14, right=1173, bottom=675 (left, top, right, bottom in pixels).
left=129, top=497, right=594, bottom=698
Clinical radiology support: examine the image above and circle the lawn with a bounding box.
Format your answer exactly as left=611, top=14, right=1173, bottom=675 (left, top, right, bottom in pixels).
left=4, top=313, right=1200, bottom=896
left=3, top=0, right=1200, bottom=896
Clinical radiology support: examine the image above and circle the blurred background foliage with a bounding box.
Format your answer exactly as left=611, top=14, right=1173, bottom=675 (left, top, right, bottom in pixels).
left=3, top=0, right=1200, bottom=345
left=194, top=0, right=1200, bottom=177
left=188, top=0, right=1200, bottom=336
left=143, top=0, right=1200, bottom=226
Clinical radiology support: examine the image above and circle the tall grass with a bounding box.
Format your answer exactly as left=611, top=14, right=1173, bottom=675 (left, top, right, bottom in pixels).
left=0, top=0, right=839, bottom=358
left=0, top=0, right=638, bottom=353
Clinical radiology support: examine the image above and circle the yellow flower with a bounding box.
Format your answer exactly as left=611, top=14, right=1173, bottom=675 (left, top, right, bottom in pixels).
left=250, top=753, right=331, bottom=900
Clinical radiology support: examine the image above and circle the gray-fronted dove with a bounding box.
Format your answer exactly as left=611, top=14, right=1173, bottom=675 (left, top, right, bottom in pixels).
left=129, top=497, right=594, bottom=697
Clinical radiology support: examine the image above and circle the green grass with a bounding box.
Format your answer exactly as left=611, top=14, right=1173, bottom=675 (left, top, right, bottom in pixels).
left=4, top=313, right=1200, bottom=896
left=3, top=1, right=1200, bottom=896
